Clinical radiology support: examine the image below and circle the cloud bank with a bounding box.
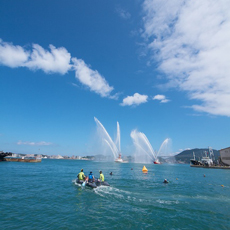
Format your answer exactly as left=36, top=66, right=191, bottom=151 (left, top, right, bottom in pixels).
left=153, top=94, right=169, bottom=103
left=25, top=44, right=71, bottom=74
left=0, top=39, right=71, bottom=74
left=120, top=93, right=148, bottom=106
left=116, top=8, right=131, bottom=20
left=142, top=0, right=230, bottom=116
left=0, top=39, right=114, bottom=98
left=0, top=39, right=29, bottom=68
left=17, top=141, right=53, bottom=146
left=72, top=58, right=114, bottom=98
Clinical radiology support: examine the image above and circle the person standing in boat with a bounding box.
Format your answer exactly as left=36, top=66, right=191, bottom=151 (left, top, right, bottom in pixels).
left=88, top=171, right=95, bottom=182
left=99, top=170, right=104, bottom=182
left=77, top=169, right=86, bottom=182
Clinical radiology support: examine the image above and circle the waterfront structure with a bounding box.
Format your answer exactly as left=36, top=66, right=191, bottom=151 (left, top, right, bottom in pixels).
left=190, top=147, right=230, bottom=169
left=4, top=154, right=42, bottom=163
left=0, top=151, right=12, bottom=161
left=220, top=147, right=230, bottom=166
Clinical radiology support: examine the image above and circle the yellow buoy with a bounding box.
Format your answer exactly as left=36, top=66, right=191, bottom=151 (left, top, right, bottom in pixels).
left=142, top=165, right=148, bottom=173
left=221, top=185, right=224, bottom=187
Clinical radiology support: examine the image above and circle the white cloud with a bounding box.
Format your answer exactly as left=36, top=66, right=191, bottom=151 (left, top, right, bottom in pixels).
left=153, top=94, right=169, bottom=103
left=116, top=8, right=131, bottom=20
left=0, top=39, right=71, bottom=74
left=71, top=83, right=79, bottom=88
left=142, top=0, right=230, bottom=116
left=17, top=141, right=53, bottom=146
left=0, top=39, right=29, bottom=67
left=120, top=93, right=148, bottom=106
left=0, top=39, right=116, bottom=98
left=72, top=58, right=114, bottom=98
left=25, top=44, right=71, bottom=74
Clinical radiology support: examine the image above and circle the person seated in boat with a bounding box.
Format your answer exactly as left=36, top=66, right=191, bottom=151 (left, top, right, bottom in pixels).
left=110, top=172, right=112, bottom=175
left=77, top=169, right=86, bottom=183
left=88, top=171, right=95, bottom=182
left=98, top=170, right=104, bottom=182
left=163, top=179, right=169, bottom=183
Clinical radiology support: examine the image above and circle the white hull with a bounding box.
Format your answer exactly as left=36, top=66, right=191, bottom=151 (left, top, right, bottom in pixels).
left=114, top=158, right=128, bottom=163
left=115, top=158, right=123, bottom=163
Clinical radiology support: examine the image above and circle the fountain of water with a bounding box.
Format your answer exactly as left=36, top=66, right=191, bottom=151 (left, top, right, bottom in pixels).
left=130, top=130, right=156, bottom=163
left=94, top=117, right=123, bottom=162
left=131, top=129, right=172, bottom=164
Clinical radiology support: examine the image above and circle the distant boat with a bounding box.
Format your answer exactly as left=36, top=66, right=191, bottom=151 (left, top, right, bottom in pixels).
left=190, top=152, right=202, bottom=166
left=114, top=153, right=128, bottom=163
left=0, top=152, right=12, bottom=161
left=190, top=150, right=213, bottom=167
left=4, top=155, right=41, bottom=163
left=201, top=156, right=213, bottom=166
left=115, top=158, right=123, bottom=163
left=153, top=159, right=161, bottom=164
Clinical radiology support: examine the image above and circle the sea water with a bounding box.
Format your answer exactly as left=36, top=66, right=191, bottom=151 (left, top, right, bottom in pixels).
left=1, top=160, right=230, bottom=230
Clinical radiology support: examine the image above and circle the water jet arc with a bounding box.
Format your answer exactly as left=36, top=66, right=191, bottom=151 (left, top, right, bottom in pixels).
left=94, top=117, right=121, bottom=161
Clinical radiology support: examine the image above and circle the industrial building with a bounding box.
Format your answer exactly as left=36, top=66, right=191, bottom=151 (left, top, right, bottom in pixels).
left=219, top=147, right=230, bottom=166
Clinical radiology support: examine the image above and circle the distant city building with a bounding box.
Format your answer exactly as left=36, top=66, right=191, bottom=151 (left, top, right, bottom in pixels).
left=57, top=155, right=64, bottom=159
left=220, top=147, right=230, bottom=166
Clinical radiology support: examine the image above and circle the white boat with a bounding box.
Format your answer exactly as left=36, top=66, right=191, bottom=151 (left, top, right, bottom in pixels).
left=201, top=156, right=213, bottom=166
left=153, top=159, right=161, bottom=164
left=114, top=153, right=128, bottom=163
left=115, top=158, right=123, bottom=163
left=190, top=148, right=214, bottom=167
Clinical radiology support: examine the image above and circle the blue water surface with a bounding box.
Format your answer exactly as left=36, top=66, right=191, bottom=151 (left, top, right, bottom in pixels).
left=1, top=160, right=230, bottom=230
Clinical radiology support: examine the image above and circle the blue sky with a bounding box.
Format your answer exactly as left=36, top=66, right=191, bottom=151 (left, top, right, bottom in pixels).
left=1, top=0, right=230, bottom=156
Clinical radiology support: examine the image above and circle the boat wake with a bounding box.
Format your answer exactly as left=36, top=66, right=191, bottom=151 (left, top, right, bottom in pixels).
left=156, top=199, right=179, bottom=205
left=94, top=186, right=183, bottom=207
left=94, top=186, right=131, bottom=199
left=72, top=179, right=81, bottom=187
left=73, top=179, right=183, bottom=206
left=94, top=186, right=156, bottom=204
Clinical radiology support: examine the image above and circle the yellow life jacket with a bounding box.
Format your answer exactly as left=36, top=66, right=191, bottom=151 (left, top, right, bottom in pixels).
left=78, top=172, right=85, bottom=180
left=100, top=173, right=104, bottom=182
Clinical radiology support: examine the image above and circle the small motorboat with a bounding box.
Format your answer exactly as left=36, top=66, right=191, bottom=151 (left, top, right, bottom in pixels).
left=74, top=179, right=110, bottom=188
left=154, top=159, right=161, bottom=164
left=75, top=179, right=97, bottom=188
left=95, top=179, right=110, bottom=187
left=115, top=158, right=123, bottom=163
left=115, top=153, right=123, bottom=163
left=114, top=153, right=128, bottom=163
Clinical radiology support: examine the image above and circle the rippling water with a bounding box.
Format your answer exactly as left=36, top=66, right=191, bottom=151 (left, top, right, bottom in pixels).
left=1, top=160, right=230, bottom=229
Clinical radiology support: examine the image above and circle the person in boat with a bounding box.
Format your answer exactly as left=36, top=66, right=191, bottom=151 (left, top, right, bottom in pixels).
left=110, top=172, right=113, bottom=175
left=163, top=179, right=169, bottom=183
left=77, top=169, right=86, bottom=182
left=99, top=170, right=104, bottom=182
left=88, top=171, right=95, bottom=182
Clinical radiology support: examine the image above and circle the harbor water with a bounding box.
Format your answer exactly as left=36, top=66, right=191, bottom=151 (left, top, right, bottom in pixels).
left=1, top=160, right=230, bottom=229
